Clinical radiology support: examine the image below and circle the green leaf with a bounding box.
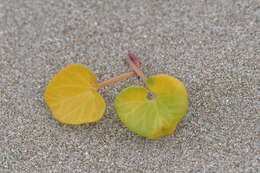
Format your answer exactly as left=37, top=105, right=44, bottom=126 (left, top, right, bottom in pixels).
left=115, top=74, right=189, bottom=139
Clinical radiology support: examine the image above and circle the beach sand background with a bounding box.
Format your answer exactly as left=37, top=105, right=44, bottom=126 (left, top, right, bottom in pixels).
left=0, top=0, right=259, bottom=172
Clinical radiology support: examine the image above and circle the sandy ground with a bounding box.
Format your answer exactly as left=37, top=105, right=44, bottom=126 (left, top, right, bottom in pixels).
left=0, top=0, right=259, bottom=172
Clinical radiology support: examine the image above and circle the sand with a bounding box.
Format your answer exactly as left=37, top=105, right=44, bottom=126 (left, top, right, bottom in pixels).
left=0, top=0, right=259, bottom=172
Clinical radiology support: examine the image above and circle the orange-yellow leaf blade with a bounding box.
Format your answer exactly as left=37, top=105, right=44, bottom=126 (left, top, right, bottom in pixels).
left=44, top=64, right=106, bottom=125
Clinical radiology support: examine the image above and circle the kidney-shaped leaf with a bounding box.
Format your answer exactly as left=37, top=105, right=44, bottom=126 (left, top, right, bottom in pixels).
left=115, top=74, right=188, bottom=139
left=44, top=64, right=106, bottom=125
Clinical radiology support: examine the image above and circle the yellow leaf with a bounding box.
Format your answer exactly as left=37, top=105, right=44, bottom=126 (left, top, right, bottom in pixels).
left=44, top=64, right=106, bottom=125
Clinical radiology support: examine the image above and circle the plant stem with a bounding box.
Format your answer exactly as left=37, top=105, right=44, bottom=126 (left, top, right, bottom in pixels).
left=124, top=57, right=146, bottom=82
left=97, top=71, right=135, bottom=89
left=125, top=57, right=155, bottom=98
